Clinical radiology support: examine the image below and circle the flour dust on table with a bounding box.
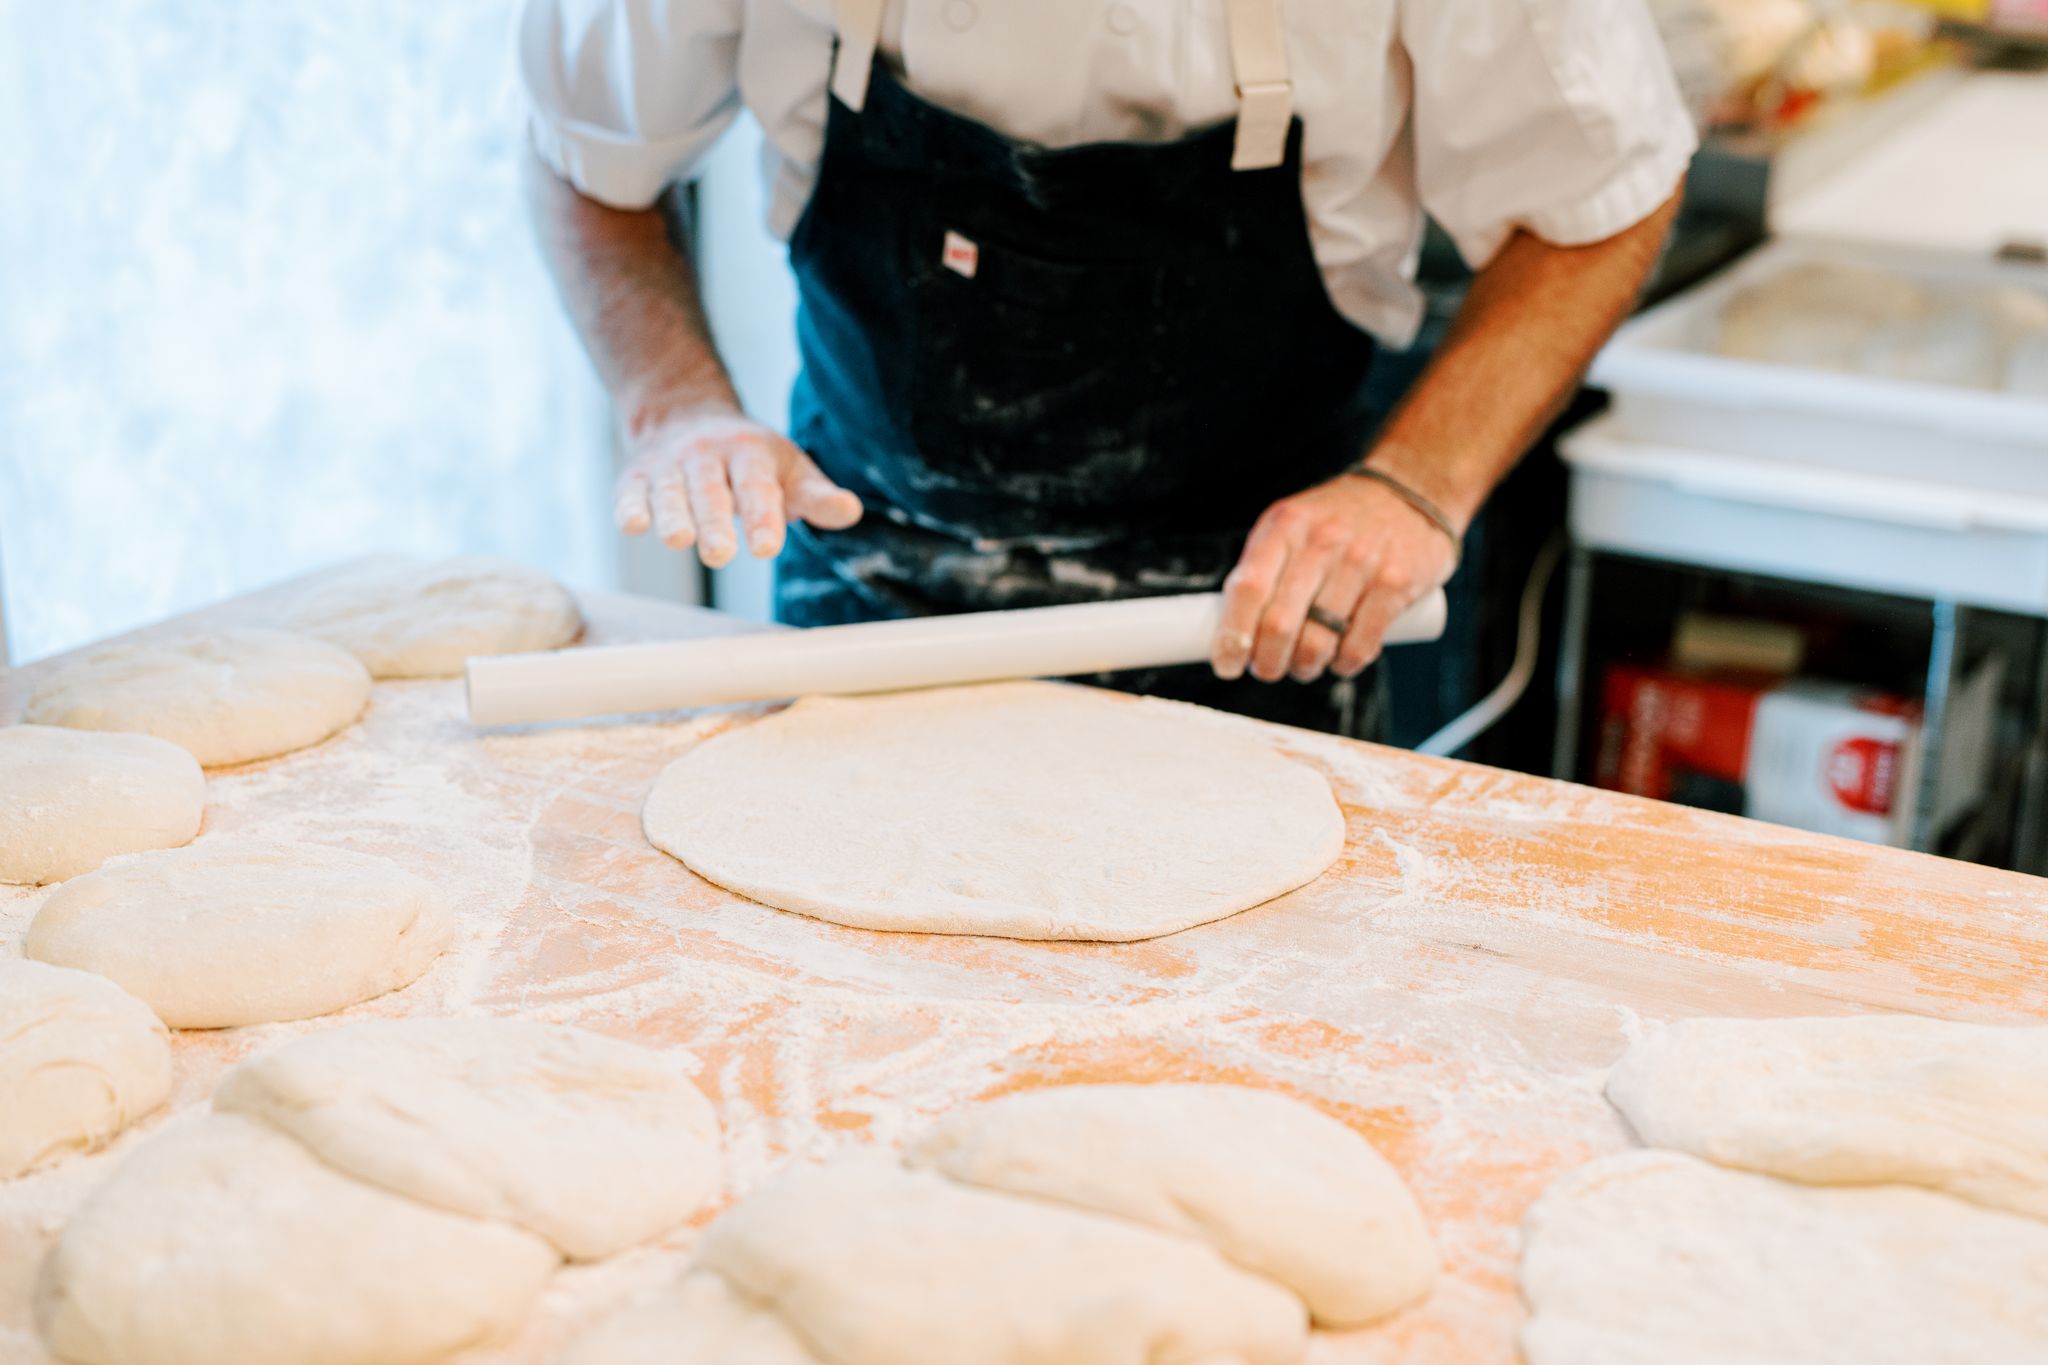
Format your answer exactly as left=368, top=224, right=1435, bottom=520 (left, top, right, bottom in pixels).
left=282, top=554, right=582, bottom=678
left=0, top=961, right=171, bottom=1180
left=23, top=838, right=453, bottom=1028
left=1519, top=1150, right=2048, bottom=1365
left=642, top=682, right=1345, bottom=942
left=37, top=1114, right=559, bottom=1365
left=23, top=627, right=370, bottom=767
left=215, top=1017, right=723, bottom=1260
left=0, top=725, right=204, bottom=884
left=1606, top=1013, right=2048, bottom=1219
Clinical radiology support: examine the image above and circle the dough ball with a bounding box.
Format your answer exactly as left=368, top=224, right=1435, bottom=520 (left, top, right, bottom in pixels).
left=0, top=960, right=171, bottom=1179
left=24, top=628, right=370, bottom=767
left=644, top=682, right=1344, bottom=942
left=2007, top=332, right=2048, bottom=398
left=1717, top=262, right=1931, bottom=373
left=1605, top=1014, right=2048, bottom=1220
left=284, top=555, right=582, bottom=678
left=553, top=1274, right=819, bottom=1365
left=36, top=1114, right=558, bottom=1365
left=1519, top=1150, right=2048, bottom=1365
left=698, top=1154, right=1308, bottom=1365
left=0, top=725, right=204, bottom=885
left=907, top=1083, right=1435, bottom=1326
left=24, top=838, right=454, bottom=1029
left=1858, top=309, right=2004, bottom=390
left=216, top=1017, right=721, bottom=1260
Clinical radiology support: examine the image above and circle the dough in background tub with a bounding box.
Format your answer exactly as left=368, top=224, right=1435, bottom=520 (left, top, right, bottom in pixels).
left=284, top=555, right=582, bottom=678
left=1716, top=262, right=1930, bottom=372
left=23, top=838, right=453, bottom=1029
left=0, top=726, right=203, bottom=884
left=0, top=960, right=171, bottom=1179
left=24, top=628, right=369, bottom=767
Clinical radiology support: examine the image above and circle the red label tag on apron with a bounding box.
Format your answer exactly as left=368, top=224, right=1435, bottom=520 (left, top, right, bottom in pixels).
left=941, top=230, right=979, bottom=279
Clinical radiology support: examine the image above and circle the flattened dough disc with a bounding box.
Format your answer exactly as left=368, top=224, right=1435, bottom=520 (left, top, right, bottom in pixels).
left=642, top=682, right=1344, bottom=942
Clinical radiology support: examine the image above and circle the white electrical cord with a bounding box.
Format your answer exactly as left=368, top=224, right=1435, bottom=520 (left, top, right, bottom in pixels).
left=1415, top=533, right=1566, bottom=759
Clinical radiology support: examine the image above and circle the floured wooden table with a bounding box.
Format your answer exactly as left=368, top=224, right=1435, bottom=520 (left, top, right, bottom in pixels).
left=4, top=573, right=2046, bottom=1364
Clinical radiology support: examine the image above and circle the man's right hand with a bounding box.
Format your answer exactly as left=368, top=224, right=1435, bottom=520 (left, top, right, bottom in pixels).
left=614, top=408, right=864, bottom=568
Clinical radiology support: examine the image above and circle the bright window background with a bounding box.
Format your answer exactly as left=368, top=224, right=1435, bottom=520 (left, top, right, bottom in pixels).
left=0, top=2, right=618, bottom=663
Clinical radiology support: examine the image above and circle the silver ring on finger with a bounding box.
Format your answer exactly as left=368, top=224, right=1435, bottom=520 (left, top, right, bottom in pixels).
left=1305, top=603, right=1350, bottom=637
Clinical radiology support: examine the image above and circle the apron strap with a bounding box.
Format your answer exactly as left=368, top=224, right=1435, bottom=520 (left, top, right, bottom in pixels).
left=834, top=0, right=1290, bottom=169
left=831, top=0, right=887, bottom=112
left=1225, top=0, right=1293, bottom=171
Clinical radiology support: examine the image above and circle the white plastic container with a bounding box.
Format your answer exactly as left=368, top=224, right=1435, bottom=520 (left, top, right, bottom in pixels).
left=1590, top=237, right=2048, bottom=497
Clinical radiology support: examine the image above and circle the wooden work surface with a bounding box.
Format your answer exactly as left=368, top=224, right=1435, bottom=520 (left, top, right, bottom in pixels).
left=4, top=571, right=2046, bottom=1364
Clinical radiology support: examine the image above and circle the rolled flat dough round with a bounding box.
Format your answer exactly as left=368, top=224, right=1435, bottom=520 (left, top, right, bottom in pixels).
left=1519, top=1150, right=2048, bottom=1365
left=906, top=1083, right=1435, bottom=1327
left=284, top=555, right=582, bottom=678
left=0, top=725, right=204, bottom=884
left=36, top=1114, right=558, bottom=1365
left=698, top=1154, right=1308, bottom=1365
left=0, top=960, right=171, bottom=1179
left=643, top=682, right=1345, bottom=941
left=24, top=628, right=370, bottom=767
left=216, top=1017, right=721, bottom=1260
left=554, top=1274, right=819, bottom=1365
left=24, top=838, right=454, bottom=1029
left=1605, top=1014, right=2048, bottom=1220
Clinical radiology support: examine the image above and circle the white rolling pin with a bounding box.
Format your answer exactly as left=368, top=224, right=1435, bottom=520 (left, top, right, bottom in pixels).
left=466, top=588, right=1447, bottom=727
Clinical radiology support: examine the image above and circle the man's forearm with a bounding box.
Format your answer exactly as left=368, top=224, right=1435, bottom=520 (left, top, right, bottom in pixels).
left=1367, top=189, right=1683, bottom=527
left=523, top=146, right=739, bottom=434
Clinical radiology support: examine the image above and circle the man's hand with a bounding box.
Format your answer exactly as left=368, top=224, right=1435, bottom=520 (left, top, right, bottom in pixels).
left=1213, top=472, right=1458, bottom=685
left=615, top=409, right=863, bottom=567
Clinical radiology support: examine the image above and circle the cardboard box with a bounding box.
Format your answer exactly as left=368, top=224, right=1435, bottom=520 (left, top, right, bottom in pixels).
left=1592, top=664, right=1989, bottom=846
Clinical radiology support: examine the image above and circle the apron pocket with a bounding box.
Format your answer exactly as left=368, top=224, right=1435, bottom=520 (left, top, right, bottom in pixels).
left=908, top=226, right=1168, bottom=513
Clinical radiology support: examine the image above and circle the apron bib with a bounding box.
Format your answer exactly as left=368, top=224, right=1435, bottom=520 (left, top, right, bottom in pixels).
left=776, top=0, right=1385, bottom=735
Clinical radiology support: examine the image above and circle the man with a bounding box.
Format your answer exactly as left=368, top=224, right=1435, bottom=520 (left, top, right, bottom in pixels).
left=519, top=0, right=1693, bottom=736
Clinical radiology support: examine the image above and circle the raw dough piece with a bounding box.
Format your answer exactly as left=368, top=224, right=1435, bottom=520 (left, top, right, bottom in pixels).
left=1519, top=1150, right=2048, bottom=1365
left=907, top=1083, right=1435, bottom=1326
left=2008, top=331, right=2048, bottom=397
left=0, top=960, right=171, bottom=1178
left=553, top=1274, right=820, bottom=1365
left=24, top=628, right=370, bottom=767
left=1858, top=308, right=2004, bottom=390
left=216, top=1017, right=721, bottom=1259
left=36, top=1114, right=558, bottom=1365
left=1606, top=1013, right=2048, bottom=1219
left=1717, top=262, right=1931, bottom=372
left=0, top=725, right=204, bottom=884
left=643, top=682, right=1344, bottom=941
left=697, top=1154, right=1308, bottom=1365
left=24, top=838, right=453, bottom=1029
left=285, top=555, right=582, bottom=678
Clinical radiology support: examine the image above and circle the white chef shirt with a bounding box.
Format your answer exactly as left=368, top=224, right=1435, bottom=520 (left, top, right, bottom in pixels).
left=518, top=0, right=1697, bottom=346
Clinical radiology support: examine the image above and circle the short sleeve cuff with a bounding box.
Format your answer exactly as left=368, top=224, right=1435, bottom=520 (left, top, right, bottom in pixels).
left=527, top=113, right=708, bottom=211
left=1523, top=115, right=1698, bottom=248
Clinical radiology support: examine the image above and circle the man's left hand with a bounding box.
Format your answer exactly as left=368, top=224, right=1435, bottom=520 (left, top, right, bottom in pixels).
left=1213, top=472, right=1459, bottom=685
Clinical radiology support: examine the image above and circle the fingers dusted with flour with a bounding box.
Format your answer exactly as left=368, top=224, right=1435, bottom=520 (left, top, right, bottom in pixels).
left=614, top=409, right=864, bottom=568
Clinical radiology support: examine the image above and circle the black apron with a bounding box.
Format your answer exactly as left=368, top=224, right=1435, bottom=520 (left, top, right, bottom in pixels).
left=777, top=50, right=1385, bottom=737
